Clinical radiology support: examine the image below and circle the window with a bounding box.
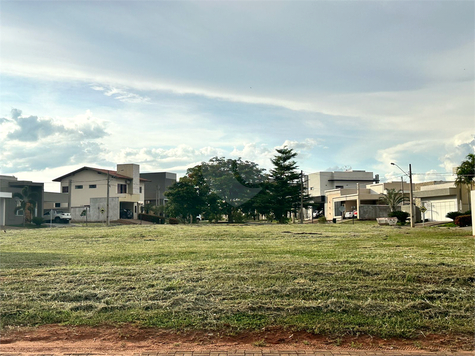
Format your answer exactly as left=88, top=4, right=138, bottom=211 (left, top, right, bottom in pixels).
left=89, top=184, right=97, bottom=189
left=62, top=186, right=69, bottom=193
left=117, top=184, right=127, bottom=194
left=75, top=185, right=83, bottom=189
left=55, top=203, right=61, bottom=208
left=15, top=200, right=23, bottom=216
left=139, top=187, right=142, bottom=193
left=336, top=185, right=344, bottom=189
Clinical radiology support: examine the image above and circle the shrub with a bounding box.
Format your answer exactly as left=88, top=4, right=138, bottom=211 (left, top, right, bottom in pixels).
left=446, top=211, right=463, bottom=221
left=31, top=217, right=44, bottom=226
left=168, top=217, right=179, bottom=225
left=318, top=216, right=327, bottom=224
left=138, top=213, right=165, bottom=224
left=454, top=215, right=472, bottom=227
left=388, top=211, right=410, bottom=225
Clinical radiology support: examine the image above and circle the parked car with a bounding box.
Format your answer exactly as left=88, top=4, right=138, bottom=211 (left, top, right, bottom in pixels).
left=43, top=210, right=72, bottom=223
left=120, top=209, right=133, bottom=219
left=344, top=211, right=357, bottom=219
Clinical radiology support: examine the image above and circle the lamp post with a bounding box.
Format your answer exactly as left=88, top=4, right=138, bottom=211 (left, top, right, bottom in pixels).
left=391, top=162, right=414, bottom=228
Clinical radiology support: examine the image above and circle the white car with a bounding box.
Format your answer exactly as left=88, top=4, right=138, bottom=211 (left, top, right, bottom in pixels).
left=43, top=210, right=72, bottom=223
left=344, top=211, right=357, bottom=219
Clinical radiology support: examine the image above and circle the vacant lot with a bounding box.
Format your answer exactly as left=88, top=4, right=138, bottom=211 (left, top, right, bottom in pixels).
left=1, top=222, right=473, bottom=341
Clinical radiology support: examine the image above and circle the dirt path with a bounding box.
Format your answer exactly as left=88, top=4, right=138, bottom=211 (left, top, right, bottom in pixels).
left=0, top=325, right=473, bottom=355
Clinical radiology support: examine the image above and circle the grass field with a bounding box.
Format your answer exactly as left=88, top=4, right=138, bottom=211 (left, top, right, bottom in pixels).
left=1, top=222, right=473, bottom=339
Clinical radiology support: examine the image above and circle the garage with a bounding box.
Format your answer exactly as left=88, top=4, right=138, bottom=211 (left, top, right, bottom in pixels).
left=421, top=196, right=457, bottom=222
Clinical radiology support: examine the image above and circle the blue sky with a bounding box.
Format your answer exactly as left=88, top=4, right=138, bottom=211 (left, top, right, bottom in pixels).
left=1, top=1, right=474, bottom=192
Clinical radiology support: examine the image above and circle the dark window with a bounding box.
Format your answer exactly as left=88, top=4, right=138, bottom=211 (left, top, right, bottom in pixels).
left=62, top=186, right=69, bottom=193
left=117, top=184, right=127, bottom=194
left=89, top=184, right=97, bottom=189
left=55, top=203, right=61, bottom=208
left=139, top=187, right=142, bottom=193
left=75, top=185, right=83, bottom=189
left=335, top=185, right=344, bottom=189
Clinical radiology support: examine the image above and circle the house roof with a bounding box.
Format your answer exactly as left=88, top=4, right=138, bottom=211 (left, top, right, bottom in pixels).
left=53, top=167, right=150, bottom=182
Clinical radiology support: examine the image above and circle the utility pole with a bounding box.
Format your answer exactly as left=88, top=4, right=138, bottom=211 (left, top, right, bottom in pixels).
left=68, top=179, right=72, bottom=214
left=401, top=176, right=405, bottom=205
left=300, top=170, right=304, bottom=224
left=409, top=164, right=414, bottom=228
left=106, top=171, right=110, bottom=226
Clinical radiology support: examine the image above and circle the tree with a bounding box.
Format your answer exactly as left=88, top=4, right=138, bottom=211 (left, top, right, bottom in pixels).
left=379, top=189, right=405, bottom=212
left=201, top=157, right=265, bottom=222
left=455, top=153, right=475, bottom=207
left=268, top=147, right=302, bottom=223
left=12, top=186, right=39, bottom=226
left=165, top=165, right=209, bottom=223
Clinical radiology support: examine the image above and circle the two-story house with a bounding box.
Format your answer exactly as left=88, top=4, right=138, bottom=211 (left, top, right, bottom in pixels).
left=53, top=164, right=147, bottom=222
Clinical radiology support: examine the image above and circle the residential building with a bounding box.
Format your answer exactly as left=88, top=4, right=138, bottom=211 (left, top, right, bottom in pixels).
left=0, top=175, right=44, bottom=226
left=44, top=192, right=69, bottom=211
left=140, top=172, right=177, bottom=206
left=53, top=164, right=147, bottom=221
left=414, top=181, right=470, bottom=222
left=325, top=181, right=413, bottom=221
left=307, top=170, right=379, bottom=215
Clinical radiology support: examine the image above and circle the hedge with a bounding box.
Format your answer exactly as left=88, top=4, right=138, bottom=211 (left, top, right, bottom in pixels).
left=454, top=214, right=472, bottom=227
left=138, top=213, right=165, bottom=224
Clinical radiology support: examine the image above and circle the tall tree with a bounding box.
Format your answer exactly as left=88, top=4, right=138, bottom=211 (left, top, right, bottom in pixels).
left=201, top=157, right=265, bottom=222
left=455, top=153, right=475, bottom=208
left=268, top=147, right=301, bottom=223
left=165, top=165, right=209, bottom=223
left=379, top=189, right=405, bottom=212
left=13, top=186, right=39, bottom=226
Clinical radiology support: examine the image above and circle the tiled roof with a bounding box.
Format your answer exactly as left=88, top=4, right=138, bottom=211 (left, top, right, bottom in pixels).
left=53, top=166, right=149, bottom=182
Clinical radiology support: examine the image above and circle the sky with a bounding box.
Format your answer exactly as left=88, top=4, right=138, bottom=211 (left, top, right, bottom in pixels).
left=0, top=0, right=474, bottom=192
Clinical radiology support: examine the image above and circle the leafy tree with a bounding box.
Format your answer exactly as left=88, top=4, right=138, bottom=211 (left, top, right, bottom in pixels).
left=201, top=157, right=265, bottom=223
left=268, top=147, right=302, bottom=223
left=379, top=189, right=405, bottom=212
left=165, top=165, right=209, bottom=223
left=455, top=153, right=475, bottom=207
left=13, top=186, right=39, bottom=226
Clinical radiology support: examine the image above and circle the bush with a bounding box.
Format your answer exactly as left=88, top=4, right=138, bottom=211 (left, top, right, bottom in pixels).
left=318, top=216, right=327, bottom=224
left=31, top=217, right=44, bottom=226
left=168, top=217, right=179, bottom=225
left=446, top=211, right=463, bottom=221
left=454, top=215, right=472, bottom=227
left=388, top=211, right=410, bottom=225
left=138, top=213, right=165, bottom=224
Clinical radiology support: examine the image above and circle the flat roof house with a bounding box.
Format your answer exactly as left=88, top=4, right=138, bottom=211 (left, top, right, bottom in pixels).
left=0, top=175, right=44, bottom=226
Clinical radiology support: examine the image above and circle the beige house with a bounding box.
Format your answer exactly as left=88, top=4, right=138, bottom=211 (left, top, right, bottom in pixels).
left=325, top=182, right=413, bottom=221
left=307, top=170, right=379, bottom=217
left=414, top=181, right=470, bottom=222
left=53, top=164, right=147, bottom=221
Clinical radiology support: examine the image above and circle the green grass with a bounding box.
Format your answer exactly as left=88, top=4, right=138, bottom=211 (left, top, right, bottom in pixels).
left=1, top=222, right=473, bottom=338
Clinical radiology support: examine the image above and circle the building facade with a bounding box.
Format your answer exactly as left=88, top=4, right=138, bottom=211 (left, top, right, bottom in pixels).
left=0, top=175, right=44, bottom=226
left=53, top=164, right=147, bottom=221
left=140, top=172, right=177, bottom=206
left=307, top=170, right=379, bottom=216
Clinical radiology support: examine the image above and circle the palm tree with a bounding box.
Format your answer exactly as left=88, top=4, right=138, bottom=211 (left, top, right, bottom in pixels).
left=455, top=153, right=475, bottom=208
left=13, top=186, right=39, bottom=226
left=379, top=189, right=405, bottom=212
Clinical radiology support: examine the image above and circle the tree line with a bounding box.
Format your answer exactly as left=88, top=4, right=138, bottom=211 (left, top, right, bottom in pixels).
left=165, top=147, right=310, bottom=223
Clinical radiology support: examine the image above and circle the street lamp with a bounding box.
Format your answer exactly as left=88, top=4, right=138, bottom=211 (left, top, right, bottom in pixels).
left=391, top=162, right=414, bottom=228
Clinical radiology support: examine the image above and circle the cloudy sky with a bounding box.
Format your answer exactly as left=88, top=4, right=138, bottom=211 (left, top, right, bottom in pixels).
left=1, top=1, right=474, bottom=191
